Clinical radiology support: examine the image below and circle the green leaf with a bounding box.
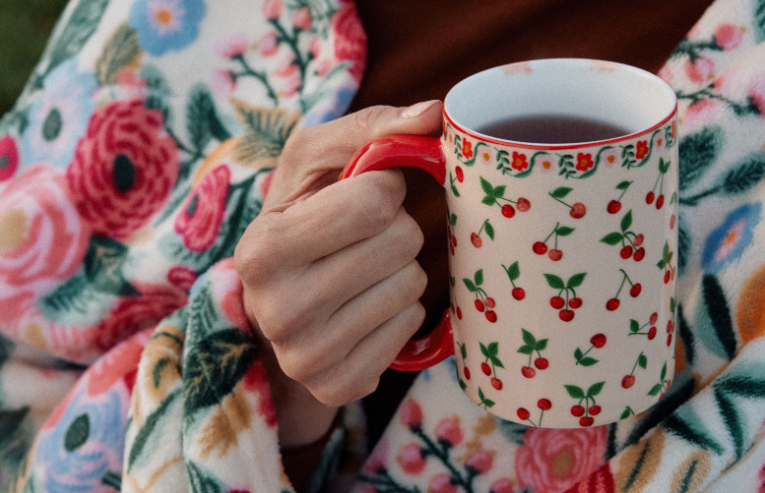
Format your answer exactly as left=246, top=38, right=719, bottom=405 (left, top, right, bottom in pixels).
left=535, top=339, right=548, bottom=351
left=551, top=187, right=573, bottom=199
left=459, top=379, right=467, bottom=390
left=574, top=347, right=583, bottom=360
left=64, top=414, right=90, bottom=452
left=587, top=381, right=605, bottom=397
left=579, top=357, right=598, bottom=367
left=83, top=235, right=137, bottom=295
left=488, top=342, right=499, bottom=356
left=567, top=273, right=587, bottom=289
left=490, top=356, right=505, bottom=369
left=127, top=389, right=181, bottom=471
left=717, top=377, right=765, bottom=398
left=544, top=274, right=565, bottom=290
left=187, top=462, right=223, bottom=493
left=670, top=191, right=678, bottom=205
left=517, top=345, right=533, bottom=355
left=478, top=387, right=486, bottom=401
left=450, top=213, right=457, bottom=226
left=630, top=319, right=640, bottom=333
left=480, top=177, right=494, bottom=196
left=484, top=398, right=496, bottom=408
left=662, top=414, right=724, bottom=455
left=659, top=157, right=671, bottom=174
left=556, top=226, right=575, bottom=237
left=564, top=385, right=585, bottom=399
left=481, top=196, right=497, bottom=206
left=702, top=274, right=737, bottom=360
left=621, top=407, right=633, bottom=420
left=678, top=126, right=722, bottom=192
left=460, top=343, right=467, bottom=359
left=660, top=362, right=667, bottom=381
left=485, top=221, right=495, bottom=240
left=657, top=259, right=666, bottom=270
left=232, top=102, right=299, bottom=163
left=480, top=342, right=489, bottom=357
left=187, top=85, right=220, bottom=152
left=648, top=384, right=663, bottom=396
left=46, top=0, right=110, bottom=74
left=715, top=387, right=744, bottom=461
left=616, top=180, right=632, bottom=190
left=521, top=329, right=536, bottom=347
left=639, top=353, right=648, bottom=369
left=621, top=210, right=633, bottom=232
left=94, top=24, right=139, bottom=86
left=492, top=185, right=506, bottom=198
left=463, top=279, right=477, bottom=292
left=505, top=261, right=520, bottom=281
left=451, top=183, right=461, bottom=197
left=722, top=152, right=765, bottom=195
left=756, top=0, right=765, bottom=43
left=601, top=232, right=624, bottom=245
left=474, top=269, right=484, bottom=286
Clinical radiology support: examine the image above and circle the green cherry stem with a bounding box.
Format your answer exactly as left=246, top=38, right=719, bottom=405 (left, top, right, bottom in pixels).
left=619, top=269, right=635, bottom=287
left=614, top=274, right=627, bottom=299
left=544, top=223, right=559, bottom=244
left=616, top=182, right=632, bottom=202
left=549, top=194, right=573, bottom=209
left=629, top=352, right=645, bottom=376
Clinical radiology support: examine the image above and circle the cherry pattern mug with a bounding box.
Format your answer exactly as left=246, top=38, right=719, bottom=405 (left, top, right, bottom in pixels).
left=341, top=59, right=678, bottom=428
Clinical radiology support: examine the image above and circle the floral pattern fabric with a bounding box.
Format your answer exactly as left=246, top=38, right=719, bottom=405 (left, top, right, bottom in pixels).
left=2, top=0, right=765, bottom=492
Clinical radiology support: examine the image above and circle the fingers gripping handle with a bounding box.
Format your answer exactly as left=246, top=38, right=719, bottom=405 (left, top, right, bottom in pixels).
left=340, top=134, right=454, bottom=372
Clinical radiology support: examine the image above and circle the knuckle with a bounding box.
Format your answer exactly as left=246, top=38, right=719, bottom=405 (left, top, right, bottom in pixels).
left=394, top=211, right=425, bottom=258
left=356, top=173, right=407, bottom=232
left=352, top=105, right=390, bottom=133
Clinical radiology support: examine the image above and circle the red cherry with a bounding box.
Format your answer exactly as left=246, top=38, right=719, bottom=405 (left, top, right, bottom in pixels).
left=502, top=204, right=516, bottom=218
left=656, top=194, right=665, bottom=209
left=670, top=214, right=676, bottom=229
left=649, top=312, right=659, bottom=325
left=548, top=249, right=563, bottom=261
left=517, top=408, right=530, bottom=420
left=667, top=333, right=673, bottom=346
left=475, top=299, right=485, bottom=312
left=647, top=326, right=657, bottom=340
left=456, top=307, right=463, bottom=319
left=537, top=398, right=552, bottom=411
left=590, top=333, right=607, bottom=348
left=485, top=297, right=496, bottom=309
left=570, top=202, right=587, bottom=219
left=464, top=367, right=471, bottom=380
left=630, top=283, right=642, bottom=297
left=521, top=366, right=536, bottom=378
left=550, top=296, right=565, bottom=309
left=471, top=232, right=482, bottom=248
left=607, top=200, right=622, bottom=214
left=664, top=270, right=671, bottom=284
left=634, top=233, right=644, bottom=247
left=571, top=405, right=585, bottom=417
left=646, top=191, right=655, bottom=204
left=620, top=245, right=634, bottom=259
left=580, top=416, right=594, bottom=427
left=481, top=362, right=491, bottom=376
left=516, top=197, right=531, bottom=212
left=491, top=377, right=503, bottom=390
left=671, top=267, right=676, bottom=280
left=622, top=375, right=636, bottom=389
left=533, top=241, right=548, bottom=255
left=606, top=298, right=620, bottom=311
left=589, top=405, right=602, bottom=416
left=485, top=310, right=497, bottom=323
left=569, top=297, right=582, bottom=309
left=534, top=357, right=549, bottom=370
left=667, top=320, right=674, bottom=333
left=452, top=235, right=457, bottom=247
left=512, top=287, right=526, bottom=300
left=455, top=166, right=464, bottom=183
left=559, top=309, right=575, bottom=322
left=633, top=247, right=646, bottom=261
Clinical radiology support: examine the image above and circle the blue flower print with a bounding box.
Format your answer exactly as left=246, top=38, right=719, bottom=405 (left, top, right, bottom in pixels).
left=20, top=59, right=97, bottom=169
left=701, top=202, right=762, bottom=273
left=129, top=0, right=206, bottom=57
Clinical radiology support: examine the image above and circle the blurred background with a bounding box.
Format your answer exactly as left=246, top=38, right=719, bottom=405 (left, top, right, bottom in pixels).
left=0, top=0, right=68, bottom=114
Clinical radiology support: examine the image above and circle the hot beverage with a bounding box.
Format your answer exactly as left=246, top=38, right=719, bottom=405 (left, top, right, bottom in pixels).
left=477, top=114, right=631, bottom=144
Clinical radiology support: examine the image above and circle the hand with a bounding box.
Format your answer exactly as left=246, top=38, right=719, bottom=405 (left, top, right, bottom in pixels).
left=234, top=101, right=443, bottom=446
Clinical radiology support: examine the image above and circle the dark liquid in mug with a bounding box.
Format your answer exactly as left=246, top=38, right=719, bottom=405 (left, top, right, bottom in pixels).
left=477, top=115, right=631, bottom=144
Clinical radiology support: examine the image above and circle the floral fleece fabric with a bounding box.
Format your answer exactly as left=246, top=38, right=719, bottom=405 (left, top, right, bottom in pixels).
left=1, top=0, right=765, bottom=492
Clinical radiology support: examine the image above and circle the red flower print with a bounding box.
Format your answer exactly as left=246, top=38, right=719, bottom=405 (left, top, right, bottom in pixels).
left=685, top=56, right=714, bottom=84
left=0, top=166, right=90, bottom=299
left=714, top=23, right=742, bottom=51
left=66, top=100, right=179, bottom=240
left=434, top=417, right=463, bottom=446
left=512, top=151, right=529, bottom=171
left=243, top=357, right=277, bottom=427
left=635, top=140, right=649, bottom=159
left=293, top=7, right=312, bottom=31
left=465, top=449, right=494, bottom=474
left=490, top=478, right=515, bottom=493
left=331, top=2, right=367, bottom=83
left=428, top=473, right=457, bottom=493
left=397, top=442, right=426, bottom=474
left=561, top=464, right=616, bottom=493
left=262, top=0, right=282, bottom=20
left=167, top=265, right=198, bottom=291
left=400, top=398, right=424, bottom=429
left=515, top=426, right=607, bottom=493
left=0, top=135, right=19, bottom=181
left=175, top=165, right=231, bottom=252
left=462, top=140, right=474, bottom=159
left=87, top=329, right=151, bottom=397
left=575, top=153, right=594, bottom=172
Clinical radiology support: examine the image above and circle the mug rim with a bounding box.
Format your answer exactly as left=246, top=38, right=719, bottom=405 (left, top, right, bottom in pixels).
left=443, top=58, right=678, bottom=151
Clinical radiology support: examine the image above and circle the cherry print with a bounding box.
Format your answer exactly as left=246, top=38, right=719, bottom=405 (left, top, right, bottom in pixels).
left=571, top=405, right=585, bottom=417
left=464, top=367, right=471, bottom=380
left=633, top=247, right=646, bottom=261
left=516, top=197, right=531, bottom=212
left=608, top=268, right=641, bottom=310
left=606, top=298, right=620, bottom=311
left=648, top=326, right=657, bottom=340
left=607, top=200, right=622, bottom=214
left=481, top=362, right=491, bottom=376
left=580, top=417, right=594, bottom=427
left=634, top=233, right=644, bottom=247
left=501, top=204, right=515, bottom=218
left=485, top=297, right=496, bottom=309
left=485, top=310, right=497, bottom=323
left=479, top=341, right=505, bottom=386
left=548, top=249, right=563, bottom=261
left=537, top=399, right=552, bottom=411
left=455, top=166, right=464, bottom=182
left=570, top=202, right=587, bottom=219
left=667, top=333, right=672, bottom=346
left=620, top=245, right=634, bottom=259
left=521, top=366, right=536, bottom=378
left=534, top=357, right=549, bottom=370
left=471, top=232, right=482, bottom=248
left=446, top=205, right=458, bottom=256
left=670, top=214, right=676, bottom=229
left=569, top=297, right=583, bottom=309
left=464, top=269, right=498, bottom=323
left=544, top=272, right=586, bottom=321
left=657, top=240, right=675, bottom=284
left=512, top=287, right=526, bottom=300
left=590, top=334, right=607, bottom=348
left=549, top=186, right=587, bottom=219
left=589, top=405, right=601, bottom=416
left=456, top=307, right=462, bottom=319
left=629, top=315, right=659, bottom=340
left=646, top=191, right=655, bottom=204
left=491, top=377, right=503, bottom=390
left=565, top=381, right=605, bottom=427
left=664, top=270, right=671, bottom=284
left=503, top=261, right=525, bottom=301
left=533, top=241, right=548, bottom=255
left=517, top=408, right=530, bottom=420
left=601, top=209, right=645, bottom=261
left=647, top=158, right=671, bottom=210
left=534, top=222, right=574, bottom=260
left=650, top=312, right=659, bottom=325
left=622, top=375, right=636, bottom=389
left=656, top=194, right=665, bottom=209
left=630, top=283, right=642, bottom=297
left=518, top=328, right=549, bottom=377
left=559, top=309, right=575, bottom=321
left=475, top=299, right=485, bottom=312
left=550, top=296, right=565, bottom=309
left=480, top=176, right=531, bottom=218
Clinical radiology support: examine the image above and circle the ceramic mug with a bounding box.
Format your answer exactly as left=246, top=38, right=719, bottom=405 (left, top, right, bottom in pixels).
left=340, top=59, right=678, bottom=428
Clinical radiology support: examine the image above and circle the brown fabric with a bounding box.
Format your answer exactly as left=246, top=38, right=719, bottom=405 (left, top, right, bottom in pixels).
left=281, top=416, right=338, bottom=492
left=354, top=0, right=716, bottom=449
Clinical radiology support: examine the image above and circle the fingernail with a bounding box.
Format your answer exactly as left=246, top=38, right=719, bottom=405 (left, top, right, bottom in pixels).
left=401, top=100, right=440, bottom=118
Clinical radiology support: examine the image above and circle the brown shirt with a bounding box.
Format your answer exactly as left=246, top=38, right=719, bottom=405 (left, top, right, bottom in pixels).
left=350, top=0, right=715, bottom=448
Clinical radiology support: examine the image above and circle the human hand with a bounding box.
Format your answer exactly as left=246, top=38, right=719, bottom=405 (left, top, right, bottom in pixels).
left=234, top=101, right=442, bottom=446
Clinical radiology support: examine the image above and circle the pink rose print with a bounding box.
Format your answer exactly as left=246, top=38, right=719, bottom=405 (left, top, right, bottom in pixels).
left=561, top=464, right=616, bottom=493
left=67, top=100, right=179, bottom=240
left=515, top=426, right=607, bottom=493
left=331, top=2, right=367, bottom=83
left=215, top=32, right=249, bottom=59
left=0, top=166, right=90, bottom=301
left=167, top=265, right=198, bottom=291
left=714, top=23, right=742, bottom=51
left=398, top=442, right=426, bottom=474
left=490, top=477, right=515, bottom=493
left=685, top=56, right=714, bottom=84
left=428, top=473, right=457, bottom=493
left=243, top=356, right=277, bottom=427
left=86, top=329, right=151, bottom=397
left=212, top=70, right=237, bottom=96
left=292, top=7, right=312, bottom=31
left=434, top=417, right=463, bottom=447
left=748, top=74, right=765, bottom=116
left=400, top=398, right=424, bottom=429
left=0, top=135, right=19, bottom=181
left=465, top=449, right=494, bottom=474
left=511, top=151, right=528, bottom=171
left=175, top=165, right=231, bottom=252
left=259, top=31, right=279, bottom=57
left=635, top=140, right=649, bottom=160
left=575, top=153, right=594, bottom=172
left=262, top=0, right=282, bottom=20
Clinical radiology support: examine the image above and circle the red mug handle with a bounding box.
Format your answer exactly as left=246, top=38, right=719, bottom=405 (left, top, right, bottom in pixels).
left=339, top=134, right=454, bottom=372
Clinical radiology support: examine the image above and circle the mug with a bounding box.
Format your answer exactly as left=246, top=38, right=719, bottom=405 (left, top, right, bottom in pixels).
left=340, top=59, right=678, bottom=428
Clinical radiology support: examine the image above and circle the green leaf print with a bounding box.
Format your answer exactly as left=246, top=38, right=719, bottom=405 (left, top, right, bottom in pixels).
left=620, top=210, right=633, bottom=233
left=702, top=274, right=737, bottom=361
left=95, top=23, right=140, bottom=85
left=544, top=274, right=565, bottom=290
left=721, top=152, right=765, bottom=195
left=127, top=389, right=181, bottom=471
left=504, top=261, right=520, bottom=281
left=64, top=414, right=90, bottom=452
left=46, top=0, right=111, bottom=75
left=755, top=0, right=765, bottom=43
left=521, top=329, right=536, bottom=347
left=550, top=187, right=573, bottom=199
left=187, top=462, right=223, bottom=493
left=678, top=127, right=722, bottom=192
left=463, top=279, right=477, bottom=292
left=714, top=387, right=744, bottom=462
left=567, top=273, right=587, bottom=289
left=474, top=269, right=484, bottom=286
left=587, top=382, right=605, bottom=397
left=564, top=385, right=585, bottom=399
left=601, top=232, right=624, bottom=246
